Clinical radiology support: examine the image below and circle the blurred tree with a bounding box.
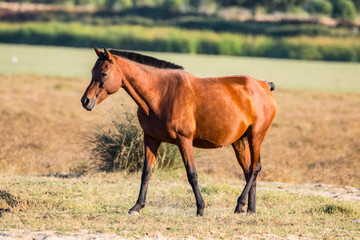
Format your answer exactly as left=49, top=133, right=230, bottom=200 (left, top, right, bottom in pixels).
left=134, top=0, right=157, bottom=7
left=332, top=0, right=357, bottom=20
left=306, top=0, right=333, bottom=15
left=105, top=0, right=116, bottom=9
left=218, top=0, right=307, bottom=15
left=216, top=0, right=245, bottom=6
left=73, top=0, right=100, bottom=5
left=104, top=0, right=132, bottom=10
left=162, top=0, right=188, bottom=12
left=205, top=0, right=219, bottom=12
left=189, top=0, right=201, bottom=9
left=264, top=0, right=307, bottom=12
left=244, top=0, right=270, bottom=15
left=18, top=0, right=23, bottom=12
left=351, top=0, right=360, bottom=9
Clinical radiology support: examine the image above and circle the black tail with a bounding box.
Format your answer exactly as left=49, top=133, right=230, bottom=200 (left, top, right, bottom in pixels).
left=268, top=82, right=275, bottom=91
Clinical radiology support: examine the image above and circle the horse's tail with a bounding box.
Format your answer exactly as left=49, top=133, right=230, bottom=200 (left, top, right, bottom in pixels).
left=267, top=81, right=275, bottom=91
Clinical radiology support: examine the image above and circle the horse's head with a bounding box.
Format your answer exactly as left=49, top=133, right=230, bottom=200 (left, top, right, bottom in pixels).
left=81, top=46, right=123, bottom=111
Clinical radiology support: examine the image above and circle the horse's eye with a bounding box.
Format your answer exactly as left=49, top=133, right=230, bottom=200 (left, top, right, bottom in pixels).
left=101, top=73, right=107, bottom=77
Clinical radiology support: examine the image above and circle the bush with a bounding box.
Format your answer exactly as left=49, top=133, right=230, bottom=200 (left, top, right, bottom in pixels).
left=219, top=34, right=244, bottom=55
left=0, top=22, right=359, bottom=62
left=332, top=0, right=357, bottom=21
left=87, top=110, right=182, bottom=173
left=320, top=44, right=357, bottom=61
left=162, top=0, right=188, bottom=13
left=288, top=43, right=322, bottom=60
left=306, top=0, right=333, bottom=15
left=104, top=0, right=133, bottom=10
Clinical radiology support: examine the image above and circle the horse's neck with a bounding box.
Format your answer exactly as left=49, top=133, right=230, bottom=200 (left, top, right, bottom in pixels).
left=118, top=58, right=164, bottom=115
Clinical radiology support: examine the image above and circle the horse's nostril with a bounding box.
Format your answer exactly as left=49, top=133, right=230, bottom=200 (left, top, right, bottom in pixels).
left=83, top=97, right=90, bottom=105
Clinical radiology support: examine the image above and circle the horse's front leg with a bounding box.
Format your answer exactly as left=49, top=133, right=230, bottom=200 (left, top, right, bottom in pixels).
left=177, top=136, right=205, bottom=216
left=128, top=134, right=160, bottom=215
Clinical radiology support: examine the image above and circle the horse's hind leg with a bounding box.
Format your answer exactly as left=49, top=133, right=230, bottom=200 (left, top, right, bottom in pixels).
left=232, top=137, right=251, bottom=213
left=232, top=128, right=263, bottom=213
left=128, top=134, right=160, bottom=215
left=248, top=157, right=261, bottom=213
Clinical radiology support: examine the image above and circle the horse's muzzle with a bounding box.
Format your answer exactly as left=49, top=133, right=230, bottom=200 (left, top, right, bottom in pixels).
left=81, top=96, right=96, bottom=111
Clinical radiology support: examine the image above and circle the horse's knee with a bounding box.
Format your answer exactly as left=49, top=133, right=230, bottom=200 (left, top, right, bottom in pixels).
left=186, top=169, right=198, bottom=184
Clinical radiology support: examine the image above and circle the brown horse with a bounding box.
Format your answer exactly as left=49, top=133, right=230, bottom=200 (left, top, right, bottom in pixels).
left=81, top=46, right=277, bottom=216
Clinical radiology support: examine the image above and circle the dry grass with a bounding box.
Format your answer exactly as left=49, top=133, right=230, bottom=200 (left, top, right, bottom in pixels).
left=0, top=74, right=126, bottom=175
left=0, top=174, right=359, bottom=239
left=0, top=74, right=359, bottom=187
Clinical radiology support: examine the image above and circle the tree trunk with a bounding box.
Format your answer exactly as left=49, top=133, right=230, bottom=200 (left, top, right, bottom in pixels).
left=18, top=0, right=23, bottom=13
left=254, top=3, right=261, bottom=18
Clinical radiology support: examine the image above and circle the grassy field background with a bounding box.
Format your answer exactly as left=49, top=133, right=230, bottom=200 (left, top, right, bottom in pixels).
left=0, top=43, right=359, bottom=185
left=1, top=43, right=360, bottom=92
left=0, top=43, right=359, bottom=238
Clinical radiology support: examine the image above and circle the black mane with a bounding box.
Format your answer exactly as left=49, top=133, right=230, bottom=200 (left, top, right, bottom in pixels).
left=109, top=49, right=184, bottom=70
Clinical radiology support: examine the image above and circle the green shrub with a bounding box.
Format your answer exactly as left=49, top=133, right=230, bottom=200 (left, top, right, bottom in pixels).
left=306, top=0, right=333, bottom=15
left=285, top=41, right=322, bottom=60
left=320, top=44, right=357, bottom=61
left=197, top=39, right=220, bottom=54
left=309, top=203, right=357, bottom=215
left=332, top=0, right=357, bottom=21
left=219, top=34, right=244, bottom=55
left=87, top=111, right=182, bottom=173
left=162, top=0, right=188, bottom=12
left=0, top=22, right=359, bottom=62
left=104, top=0, right=133, bottom=10
left=355, top=45, right=360, bottom=61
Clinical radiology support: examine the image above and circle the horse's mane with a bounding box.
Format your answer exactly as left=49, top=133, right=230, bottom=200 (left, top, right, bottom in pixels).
left=109, top=49, right=184, bottom=70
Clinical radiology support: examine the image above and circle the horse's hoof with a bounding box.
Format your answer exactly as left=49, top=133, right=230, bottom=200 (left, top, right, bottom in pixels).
left=128, top=210, right=140, bottom=215
left=234, top=209, right=246, bottom=214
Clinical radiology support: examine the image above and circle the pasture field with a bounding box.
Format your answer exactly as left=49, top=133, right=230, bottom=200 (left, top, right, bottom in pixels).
left=0, top=43, right=359, bottom=238
left=1, top=73, right=359, bottom=186
left=0, top=44, right=359, bottom=187
left=1, top=43, right=360, bottom=92
left=0, top=174, right=359, bottom=239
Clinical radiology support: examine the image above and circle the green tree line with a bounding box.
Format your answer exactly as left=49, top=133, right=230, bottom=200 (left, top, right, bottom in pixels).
left=1, top=0, right=359, bottom=20
left=1, top=22, right=359, bottom=62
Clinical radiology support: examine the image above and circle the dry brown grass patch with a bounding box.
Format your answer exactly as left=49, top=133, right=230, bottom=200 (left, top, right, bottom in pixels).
left=1, top=75, right=359, bottom=187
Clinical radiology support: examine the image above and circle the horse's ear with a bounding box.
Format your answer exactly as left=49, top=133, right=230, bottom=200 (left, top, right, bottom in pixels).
left=103, top=48, right=113, bottom=63
left=93, top=45, right=102, bottom=57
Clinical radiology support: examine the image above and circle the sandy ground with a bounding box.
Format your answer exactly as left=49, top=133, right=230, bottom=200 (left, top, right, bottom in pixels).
left=0, top=231, right=318, bottom=240
left=258, top=182, right=360, bottom=202
left=1, top=182, right=359, bottom=240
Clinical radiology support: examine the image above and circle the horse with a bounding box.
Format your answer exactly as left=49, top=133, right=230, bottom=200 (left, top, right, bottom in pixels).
left=81, top=46, right=277, bottom=216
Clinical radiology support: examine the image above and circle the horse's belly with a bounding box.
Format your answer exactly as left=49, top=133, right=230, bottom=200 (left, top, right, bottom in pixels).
left=192, top=138, right=224, bottom=149
left=194, top=116, right=249, bottom=148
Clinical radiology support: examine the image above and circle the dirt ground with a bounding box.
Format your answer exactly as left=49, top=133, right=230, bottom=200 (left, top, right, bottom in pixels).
left=0, top=75, right=359, bottom=187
